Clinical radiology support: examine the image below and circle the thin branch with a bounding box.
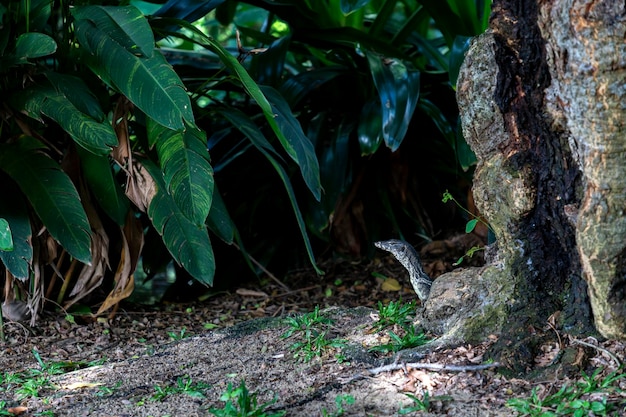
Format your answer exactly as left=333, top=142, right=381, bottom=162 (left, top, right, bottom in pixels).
left=571, top=338, right=622, bottom=368
left=341, top=361, right=500, bottom=384
left=367, top=361, right=501, bottom=375
left=232, top=242, right=290, bottom=291
left=270, top=285, right=321, bottom=298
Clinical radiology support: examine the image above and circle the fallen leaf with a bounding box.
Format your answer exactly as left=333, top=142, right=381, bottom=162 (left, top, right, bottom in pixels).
left=382, top=278, right=401, bottom=292
left=7, top=406, right=28, bottom=415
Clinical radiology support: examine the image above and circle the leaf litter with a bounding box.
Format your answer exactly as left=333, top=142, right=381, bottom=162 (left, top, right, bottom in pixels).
left=0, top=234, right=625, bottom=416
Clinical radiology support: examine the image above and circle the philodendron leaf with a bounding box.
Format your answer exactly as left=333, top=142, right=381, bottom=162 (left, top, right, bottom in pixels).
left=366, top=51, right=420, bottom=152
left=140, top=158, right=215, bottom=285
left=0, top=218, right=13, bottom=251
left=0, top=137, right=92, bottom=265
left=0, top=181, right=32, bottom=280
left=73, top=8, right=194, bottom=130
left=147, top=119, right=214, bottom=227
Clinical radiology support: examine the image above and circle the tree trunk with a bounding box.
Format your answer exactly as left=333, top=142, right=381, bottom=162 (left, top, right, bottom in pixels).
left=424, top=0, right=625, bottom=353
left=539, top=0, right=626, bottom=340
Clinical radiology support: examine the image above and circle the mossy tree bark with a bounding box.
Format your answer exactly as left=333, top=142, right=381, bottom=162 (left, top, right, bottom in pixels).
left=455, top=0, right=625, bottom=342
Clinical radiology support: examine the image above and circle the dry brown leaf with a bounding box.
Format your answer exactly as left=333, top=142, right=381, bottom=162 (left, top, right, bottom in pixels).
left=572, top=346, right=586, bottom=367
left=64, top=178, right=110, bottom=308
left=123, top=211, right=144, bottom=273
left=111, top=98, right=132, bottom=165
left=125, top=160, right=157, bottom=213
left=44, top=234, right=58, bottom=264
left=534, top=342, right=560, bottom=367
left=409, top=369, right=436, bottom=391
left=110, top=101, right=157, bottom=213
left=7, top=406, right=28, bottom=415
left=30, top=235, right=48, bottom=325
left=97, top=214, right=143, bottom=314
left=65, top=233, right=108, bottom=305
left=547, top=311, right=561, bottom=329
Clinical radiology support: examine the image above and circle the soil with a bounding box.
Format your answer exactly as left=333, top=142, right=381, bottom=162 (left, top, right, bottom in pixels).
left=1, top=238, right=625, bottom=416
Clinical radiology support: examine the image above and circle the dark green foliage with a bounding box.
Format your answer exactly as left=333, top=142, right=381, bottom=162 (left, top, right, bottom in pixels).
left=149, top=0, right=490, bottom=271
left=0, top=0, right=491, bottom=312
left=210, top=379, right=285, bottom=417
left=506, top=368, right=626, bottom=416
left=0, top=0, right=320, bottom=311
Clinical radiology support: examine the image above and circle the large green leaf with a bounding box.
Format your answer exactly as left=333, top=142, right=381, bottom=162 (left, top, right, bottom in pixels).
left=73, top=13, right=194, bottom=130
left=73, top=5, right=154, bottom=57
left=280, top=66, right=346, bottom=107
left=306, top=114, right=352, bottom=237
left=154, top=21, right=322, bottom=200
left=367, top=51, right=420, bottom=152
left=416, top=0, right=472, bottom=42
left=76, top=147, right=129, bottom=225
left=147, top=119, right=214, bottom=226
left=455, top=118, right=477, bottom=171
left=0, top=218, right=12, bottom=251
left=250, top=34, right=290, bottom=86
left=206, top=184, right=235, bottom=244
left=417, top=98, right=455, bottom=149
left=141, top=159, right=215, bottom=285
left=153, top=0, right=226, bottom=27
left=0, top=180, right=32, bottom=280
left=13, top=32, right=56, bottom=63
left=45, top=72, right=106, bottom=122
left=258, top=85, right=321, bottom=197
left=219, top=108, right=322, bottom=274
left=18, top=0, right=52, bottom=33
left=368, top=0, right=396, bottom=37
left=340, top=0, right=370, bottom=14
left=448, top=35, right=471, bottom=88
left=447, top=0, right=490, bottom=35
left=358, top=98, right=383, bottom=155
left=405, top=31, right=449, bottom=72
left=0, top=137, right=92, bottom=265
left=15, top=85, right=118, bottom=156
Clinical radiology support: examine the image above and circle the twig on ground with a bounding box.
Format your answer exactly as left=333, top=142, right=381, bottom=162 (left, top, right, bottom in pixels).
left=341, top=361, right=500, bottom=384
left=545, top=318, right=563, bottom=349
left=367, top=361, right=501, bottom=375
left=269, top=285, right=321, bottom=298
left=570, top=338, right=622, bottom=368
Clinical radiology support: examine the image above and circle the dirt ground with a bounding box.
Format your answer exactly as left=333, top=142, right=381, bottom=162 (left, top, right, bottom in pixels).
left=1, top=245, right=626, bottom=416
